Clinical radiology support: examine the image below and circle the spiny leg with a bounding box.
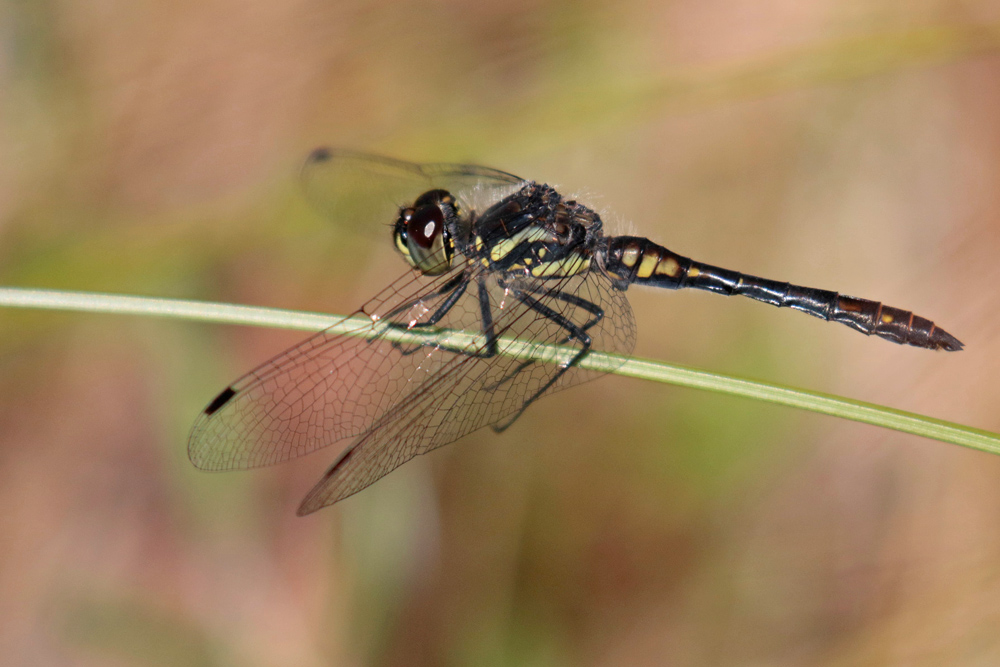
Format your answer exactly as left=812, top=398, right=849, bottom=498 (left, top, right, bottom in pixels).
left=485, top=283, right=605, bottom=392
left=474, top=274, right=501, bottom=359
left=392, top=274, right=502, bottom=360
left=386, top=273, right=472, bottom=356
left=491, top=289, right=593, bottom=433
left=382, top=272, right=469, bottom=328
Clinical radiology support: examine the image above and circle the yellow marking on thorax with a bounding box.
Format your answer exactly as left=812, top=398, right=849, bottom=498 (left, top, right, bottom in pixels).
left=489, top=239, right=516, bottom=262
left=530, top=254, right=591, bottom=277
left=488, top=227, right=551, bottom=263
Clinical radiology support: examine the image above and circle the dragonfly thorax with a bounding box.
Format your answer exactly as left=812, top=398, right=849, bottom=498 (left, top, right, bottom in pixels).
left=472, top=184, right=602, bottom=279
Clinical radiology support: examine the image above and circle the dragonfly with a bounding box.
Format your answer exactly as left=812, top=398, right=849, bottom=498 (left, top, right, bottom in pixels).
left=188, top=149, right=963, bottom=515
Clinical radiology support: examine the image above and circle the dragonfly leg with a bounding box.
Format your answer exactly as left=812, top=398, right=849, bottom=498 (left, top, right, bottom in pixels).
left=391, top=274, right=502, bottom=359
left=471, top=274, right=501, bottom=358
left=491, top=289, right=593, bottom=433
left=383, top=273, right=467, bottom=322
left=484, top=283, right=605, bottom=392
left=386, top=274, right=472, bottom=356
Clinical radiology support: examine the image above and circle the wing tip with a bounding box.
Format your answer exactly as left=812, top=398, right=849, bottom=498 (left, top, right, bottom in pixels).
left=186, top=430, right=220, bottom=471
left=296, top=446, right=361, bottom=515
left=188, top=386, right=239, bottom=471
left=297, top=484, right=351, bottom=516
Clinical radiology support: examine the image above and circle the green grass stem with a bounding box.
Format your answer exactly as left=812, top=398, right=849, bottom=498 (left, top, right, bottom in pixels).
left=2, top=286, right=996, bottom=455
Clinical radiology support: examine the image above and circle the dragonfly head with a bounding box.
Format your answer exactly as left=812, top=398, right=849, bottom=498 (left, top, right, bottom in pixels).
left=393, top=189, right=458, bottom=276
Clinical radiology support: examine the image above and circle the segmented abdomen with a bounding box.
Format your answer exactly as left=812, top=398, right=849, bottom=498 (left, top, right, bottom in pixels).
left=605, top=236, right=962, bottom=351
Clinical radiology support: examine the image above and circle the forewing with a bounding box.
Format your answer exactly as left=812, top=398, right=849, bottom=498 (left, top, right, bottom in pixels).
left=188, top=262, right=488, bottom=471
left=296, top=269, right=636, bottom=513
left=300, top=148, right=525, bottom=234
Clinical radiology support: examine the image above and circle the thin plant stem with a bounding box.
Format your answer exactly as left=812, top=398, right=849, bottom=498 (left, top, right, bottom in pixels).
left=2, top=286, right=997, bottom=455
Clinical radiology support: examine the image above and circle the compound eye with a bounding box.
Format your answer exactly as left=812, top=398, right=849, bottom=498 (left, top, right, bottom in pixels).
left=406, top=205, right=445, bottom=249
left=397, top=203, right=452, bottom=275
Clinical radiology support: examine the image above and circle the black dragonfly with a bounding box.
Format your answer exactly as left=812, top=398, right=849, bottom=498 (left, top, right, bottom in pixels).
left=189, top=149, right=962, bottom=514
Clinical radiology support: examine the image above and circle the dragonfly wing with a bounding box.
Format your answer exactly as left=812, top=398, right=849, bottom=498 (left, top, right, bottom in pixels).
left=188, top=262, right=484, bottom=471
left=300, top=148, right=525, bottom=235
left=296, top=269, right=636, bottom=513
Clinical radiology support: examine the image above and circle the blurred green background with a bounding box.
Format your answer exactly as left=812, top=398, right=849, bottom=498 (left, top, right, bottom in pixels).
left=3, top=1, right=1000, bottom=665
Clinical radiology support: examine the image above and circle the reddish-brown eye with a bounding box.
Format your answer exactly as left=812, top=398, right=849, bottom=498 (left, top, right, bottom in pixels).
left=406, top=205, right=445, bottom=248
left=394, top=198, right=454, bottom=276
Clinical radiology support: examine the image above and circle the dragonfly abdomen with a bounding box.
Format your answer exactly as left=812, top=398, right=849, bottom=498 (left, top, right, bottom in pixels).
left=605, top=236, right=963, bottom=351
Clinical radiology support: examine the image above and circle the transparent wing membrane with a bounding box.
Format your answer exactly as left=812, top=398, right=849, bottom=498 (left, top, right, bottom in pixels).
left=295, top=269, right=635, bottom=513
left=300, top=148, right=525, bottom=236
left=189, top=253, right=635, bottom=509
left=189, top=264, right=475, bottom=470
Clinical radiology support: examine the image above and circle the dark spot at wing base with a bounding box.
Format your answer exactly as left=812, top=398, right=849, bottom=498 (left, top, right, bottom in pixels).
left=204, top=387, right=237, bottom=416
